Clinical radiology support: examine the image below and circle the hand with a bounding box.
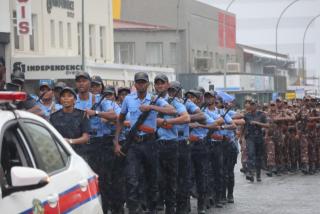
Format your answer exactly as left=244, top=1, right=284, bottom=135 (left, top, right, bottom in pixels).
left=113, top=141, right=125, bottom=157
left=157, top=118, right=165, bottom=125
left=189, top=122, right=200, bottom=129
left=139, top=105, right=152, bottom=112
left=85, top=109, right=96, bottom=116
left=250, top=121, right=259, bottom=125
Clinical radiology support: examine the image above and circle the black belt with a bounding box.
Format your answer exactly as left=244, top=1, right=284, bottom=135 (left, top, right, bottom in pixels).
left=134, top=133, right=155, bottom=143
left=158, top=139, right=176, bottom=145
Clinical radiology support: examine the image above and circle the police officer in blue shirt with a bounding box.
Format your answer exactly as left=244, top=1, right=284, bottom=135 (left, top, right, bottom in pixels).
left=36, top=81, right=55, bottom=120
left=114, top=72, right=175, bottom=214
left=214, top=97, right=237, bottom=205
left=168, top=82, right=206, bottom=214
left=153, top=75, right=190, bottom=214
left=186, top=90, right=222, bottom=214
left=74, top=71, right=117, bottom=213
left=53, top=81, right=66, bottom=112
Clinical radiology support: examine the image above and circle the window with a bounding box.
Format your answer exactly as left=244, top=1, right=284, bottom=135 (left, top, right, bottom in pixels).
left=77, top=22, right=82, bottom=55
left=1, top=126, right=29, bottom=187
left=100, top=26, right=106, bottom=58
left=67, top=23, right=72, bottom=49
left=23, top=123, right=68, bottom=174
left=13, top=11, right=23, bottom=50
left=170, top=43, right=177, bottom=65
left=89, top=24, right=96, bottom=57
left=146, top=42, right=163, bottom=65
left=114, top=42, right=135, bottom=64
left=215, top=52, right=219, bottom=69
left=29, top=14, right=38, bottom=51
left=50, top=20, right=55, bottom=47
left=59, top=21, right=63, bottom=48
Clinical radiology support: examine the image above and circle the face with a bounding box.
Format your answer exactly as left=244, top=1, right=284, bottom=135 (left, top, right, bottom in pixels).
left=154, top=79, right=169, bottom=94
left=215, top=100, right=224, bottom=108
left=91, top=83, right=103, bottom=95
left=76, top=77, right=91, bottom=93
left=270, top=103, right=276, bottom=110
left=204, top=95, right=215, bottom=105
left=276, top=100, right=282, bottom=108
left=134, top=79, right=149, bottom=93
left=244, top=102, right=251, bottom=111
left=250, top=103, right=257, bottom=111
left=118, top=90, right=129, bottom=103
left=60, top=91, right=76, bottom=108
left=105, top=93, right=115, bottom=101
left=39, top=85, right=52, bottom=97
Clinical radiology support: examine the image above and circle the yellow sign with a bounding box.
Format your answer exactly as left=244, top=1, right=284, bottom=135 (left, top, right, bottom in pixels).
left=113, top=0, right=121, bottom=20
left=285, top=92, right=296, bottom=100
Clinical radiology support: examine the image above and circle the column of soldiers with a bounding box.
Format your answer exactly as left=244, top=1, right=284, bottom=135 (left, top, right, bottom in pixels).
left=8, top=70, right=244, bottom=214
left=240, top=96, right=320, bottom=180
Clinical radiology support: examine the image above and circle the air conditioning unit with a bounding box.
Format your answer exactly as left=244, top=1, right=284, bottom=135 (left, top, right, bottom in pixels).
left=227, top=63, right=240, bottom=73
left=195, top=58, right=210, bottom=72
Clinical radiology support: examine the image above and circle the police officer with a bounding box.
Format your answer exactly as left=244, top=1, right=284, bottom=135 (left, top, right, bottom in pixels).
left=7, top=70, right=44, bottom=116
left=244, top=100, right=269, bottom=182
left=53, top=81, right=66, bottom=112
left=187, top=90, right=221, bottom=214
left=74, top=71, right=118, bottom=213
left=172, top=83, right=206, bottom=214
left=154, top=74, right=190, bottom=214
left=91, top=75, right=105, bottom=95
left=50, top=87, right=90, bottom=153
left=36, top=81, right=55, bottom=120
left=109, top=87, right=131, bottom=214
left=114, top=72, right=175, bottom=214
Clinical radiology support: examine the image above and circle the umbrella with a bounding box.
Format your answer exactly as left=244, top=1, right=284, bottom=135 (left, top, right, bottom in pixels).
left=216, top=90, right=235, bottom=103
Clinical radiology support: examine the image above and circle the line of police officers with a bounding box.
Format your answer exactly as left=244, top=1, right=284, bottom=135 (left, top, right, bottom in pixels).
left=7, top=70, right=244, bottom=214
left=9, top=69, right=320, bottom=214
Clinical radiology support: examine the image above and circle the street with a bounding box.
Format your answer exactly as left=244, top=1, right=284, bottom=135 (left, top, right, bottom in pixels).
left=189, top=164, right=320, bottom=214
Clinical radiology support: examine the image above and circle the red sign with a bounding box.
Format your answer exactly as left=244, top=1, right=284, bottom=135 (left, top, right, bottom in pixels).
left=218, top=12, right=236, bottom=49
left=16, top=0, right=32, bottom=35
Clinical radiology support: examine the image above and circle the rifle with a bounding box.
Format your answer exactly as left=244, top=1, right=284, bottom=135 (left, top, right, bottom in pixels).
left=91, top=92, right=110, bottom=110
left=156, top=88, right=182, bottom=133
left=122, top=92, right=164, bottom=151
left=206, top=107, right=232, bottom=141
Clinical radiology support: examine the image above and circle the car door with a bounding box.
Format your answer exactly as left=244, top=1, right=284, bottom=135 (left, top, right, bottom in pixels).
left=0, top=121, right=59, bottom=214
left=20, top=119, right=101, bottom=213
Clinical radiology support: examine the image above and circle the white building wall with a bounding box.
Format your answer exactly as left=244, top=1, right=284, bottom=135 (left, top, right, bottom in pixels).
left=10, top=0, right=114, bottom=63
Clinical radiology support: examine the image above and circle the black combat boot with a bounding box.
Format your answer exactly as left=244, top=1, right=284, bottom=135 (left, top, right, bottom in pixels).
left=197, top=195, right=206, bottom=214
left=266, top=169, right=273, bottom=177
left=301, top=163, right=309, bottom=174
left=245, top=170, right=254, bottom=182
left=256, top=169, right=262, bottom=182
left=215, top=192, right=223, bottom=208
left=227, top=178, right=235, bottom=203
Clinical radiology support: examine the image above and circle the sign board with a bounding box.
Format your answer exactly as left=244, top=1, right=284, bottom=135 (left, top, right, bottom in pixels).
left=12, top=57, right=83, bottom=80
left=16, top=0, right=32, bottom=35
left=285, top=92, right=296, bottom=100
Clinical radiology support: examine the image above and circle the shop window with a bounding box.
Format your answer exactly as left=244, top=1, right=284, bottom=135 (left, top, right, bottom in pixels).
left=89, top=24, right=96, bottom=57
left=77, top=23, right=82, bottom=55
left=67, top=23, right=72, bottom=49
left=50, top=20, right=55, bottom=48
left=13, top=11, right=24, bottom=50
left=29, top=14, right=38, bottom=51
left=59, top=21, right=63, bottom=48
left=100, top=27, right=106, bottom=58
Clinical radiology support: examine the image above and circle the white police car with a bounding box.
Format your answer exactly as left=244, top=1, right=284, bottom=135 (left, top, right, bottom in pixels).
left=0, top=92, right=103, bottom=213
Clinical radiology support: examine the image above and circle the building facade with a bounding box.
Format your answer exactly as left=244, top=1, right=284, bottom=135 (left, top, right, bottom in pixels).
left=205, top=0, right=320, bottom=93
left=117, top=0, right=237, bottom=75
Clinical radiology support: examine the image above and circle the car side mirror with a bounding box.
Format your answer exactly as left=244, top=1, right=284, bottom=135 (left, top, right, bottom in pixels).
left=3, top=167, right=49, bottom=196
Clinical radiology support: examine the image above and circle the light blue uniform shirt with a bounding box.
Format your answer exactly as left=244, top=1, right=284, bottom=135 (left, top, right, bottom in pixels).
left=157, top=98, right=187, bottom=141
left=36, top=101, right=53, bottom=120
left=176, top=99, right=199, bottom=141
left=121, top=92, right=168, bottom=136
left=75, top=93, right=105, bottom=137
left=190, top=112, right=216, bottom=140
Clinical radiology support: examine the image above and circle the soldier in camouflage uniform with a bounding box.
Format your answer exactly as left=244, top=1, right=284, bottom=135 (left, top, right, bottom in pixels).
left=239, top=99, right=251, bottom=174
